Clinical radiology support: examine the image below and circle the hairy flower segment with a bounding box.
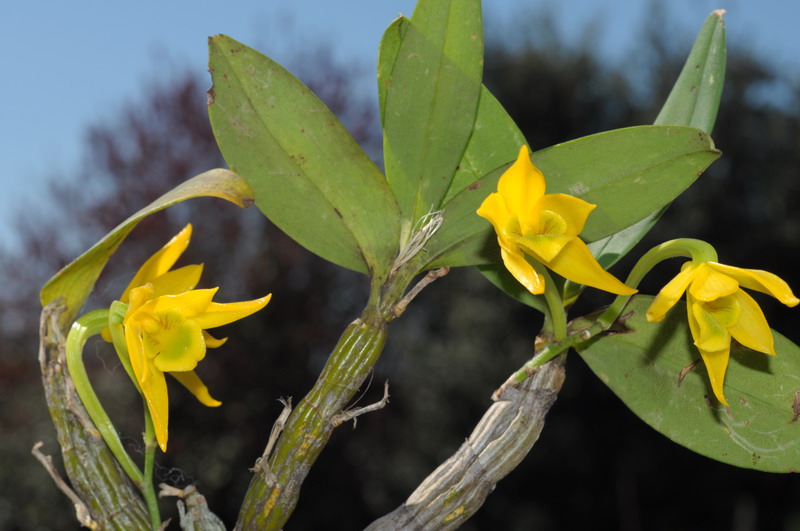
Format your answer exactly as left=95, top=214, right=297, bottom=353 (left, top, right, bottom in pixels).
left=647, top=261, right=798, bottom=405
left=119, top=225, right=270, bottom=451
left=477, top=145, right=636, bottom=296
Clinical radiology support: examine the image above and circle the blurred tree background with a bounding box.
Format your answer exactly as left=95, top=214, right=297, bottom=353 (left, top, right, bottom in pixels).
left=3, top=8, right=800, bottom=530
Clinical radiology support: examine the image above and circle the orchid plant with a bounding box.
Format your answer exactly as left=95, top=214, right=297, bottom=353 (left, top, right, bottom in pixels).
left=36, top=1, right=800, bottom=529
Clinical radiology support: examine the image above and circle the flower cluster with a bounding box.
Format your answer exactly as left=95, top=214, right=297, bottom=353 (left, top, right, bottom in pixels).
left=477, top=145, right=635, bottom=296
left=116, top=225, right=270, bottom=451
left=478, top=145, right=798, bottom=407
left=647, top=260, right=798, bottom=404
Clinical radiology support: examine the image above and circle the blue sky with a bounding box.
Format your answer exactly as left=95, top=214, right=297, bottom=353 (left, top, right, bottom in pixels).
left=4, top=0, right=799, bottom=250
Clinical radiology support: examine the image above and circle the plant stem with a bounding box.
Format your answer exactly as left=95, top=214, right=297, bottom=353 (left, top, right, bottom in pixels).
left=532, top=262, right=568, bottom=341
left=142, top=409, right=161, bottom=530
left=65, top=309, right=144, bottom=487
left=368, top=355, right=567, bottom=530
left=108, top=301, right=137, bottom=387
left=494, top=240, right=718, bottom=392
left=597, top=238, right=717, bottom=328
left=235, top=314, right=388, bottom=529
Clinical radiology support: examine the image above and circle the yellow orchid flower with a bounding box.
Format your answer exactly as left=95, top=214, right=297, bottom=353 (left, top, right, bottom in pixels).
left=477, top=145, right=636, bottom=296
left=118, top=224, right=271, bottom=451
left=647, top=261, right=798, bottom=405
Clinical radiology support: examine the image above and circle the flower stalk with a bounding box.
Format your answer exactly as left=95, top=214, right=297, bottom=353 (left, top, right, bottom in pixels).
left=597, top=238, right=718, bottom=328
left=142, top=411, right=161, bottom=530
left=65, top=309, right=144, bottom=487
left=533, top=261, right=568, bottom=341
left=39, top=302, right=151, bottom=528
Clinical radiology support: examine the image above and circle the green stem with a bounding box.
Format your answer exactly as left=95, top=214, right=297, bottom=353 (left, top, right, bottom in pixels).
left=532, top=261, right=568, bottom=341
left=108, top=301, right=137, bottom=388
left=501, top=264, right=568, bottom=387
left=502, top=238, right=718, bottom=389
left=503, top=319, right=607, bottom=387
left=108, top=302, right=161, bottom=529
left=65, top=310, right=144, bottom=487
left=597, top=238, right=717, bottom=328
left=142, top=408, right=161, bottom=530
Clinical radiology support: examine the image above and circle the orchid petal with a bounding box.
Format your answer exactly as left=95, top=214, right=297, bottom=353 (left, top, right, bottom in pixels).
left=513, top=234, right=573, bottom=263
left=170, top=371, right=222, bottom=407
left=689, top=263, right=739, bottom=301
left=140, top=359, right=170, bottom=452
left=697, top=346, right=731, bottom=406
left=203, top=331, right=228, bottom=348
left=120, top=224, right=192, bottom=303
left=193, top=294, right=272, bottom=330
left=149, top=264, right=204, bottom=298
left=127, top=284, right=155, bottom=318
left=477, top=192, right=516, bottom=242
left=727, top=289, right=776, bottom=356
left=686, top=294, right=701, bottom=346
left=499, top=243, right=544, bottom=295
left=140, top=288, right=218, bottom=318
left=691, top=299, right=732, bottom=352
left=647, top=262, right=698, bottom=322
left=543, top=238, right=636, bottom=295
left=497, top=146, right=545, bottom=221
left=701, top=293, right=741, bottom=328
left=535, top=193, right=596, bottom=237
left=124, top=324, right=148, bottom=388
left=707, top=262, right=800, bottom=307
left=151, top=312, right=207, bottom=373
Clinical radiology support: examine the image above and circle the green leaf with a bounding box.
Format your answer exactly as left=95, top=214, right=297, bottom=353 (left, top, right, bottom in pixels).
left=422, top=125, right=719, bottom=270
left=538, top=125, right=719, bottom=242
left=655, top=10, right=727, bottom=134
left=476, top=265, right=547, bottom=313
left=589, top=11, right=726, bottom=269
left=382, top=0, right=483, bottom=236
left=578, top=295, right=800, bottom=472
left=588, top=215, right=660, bottom=269
left=378, top=16, right=411, bottom=126
left=421, top=86, right=525, bottom=270
left=208, top=35, right=399, bottom=276
left=444, top=86, right=526, bottom=203
left=40, top=169, right=253, bottom=327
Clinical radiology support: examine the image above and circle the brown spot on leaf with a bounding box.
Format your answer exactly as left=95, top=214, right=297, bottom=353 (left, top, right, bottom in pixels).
left=678, top=359, right=701, bottom=386
left=790, top=391, right=800, bottom=422
left=467, top=182, right=480, bottom=191
left=333, top=208, right=344, bottom=219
